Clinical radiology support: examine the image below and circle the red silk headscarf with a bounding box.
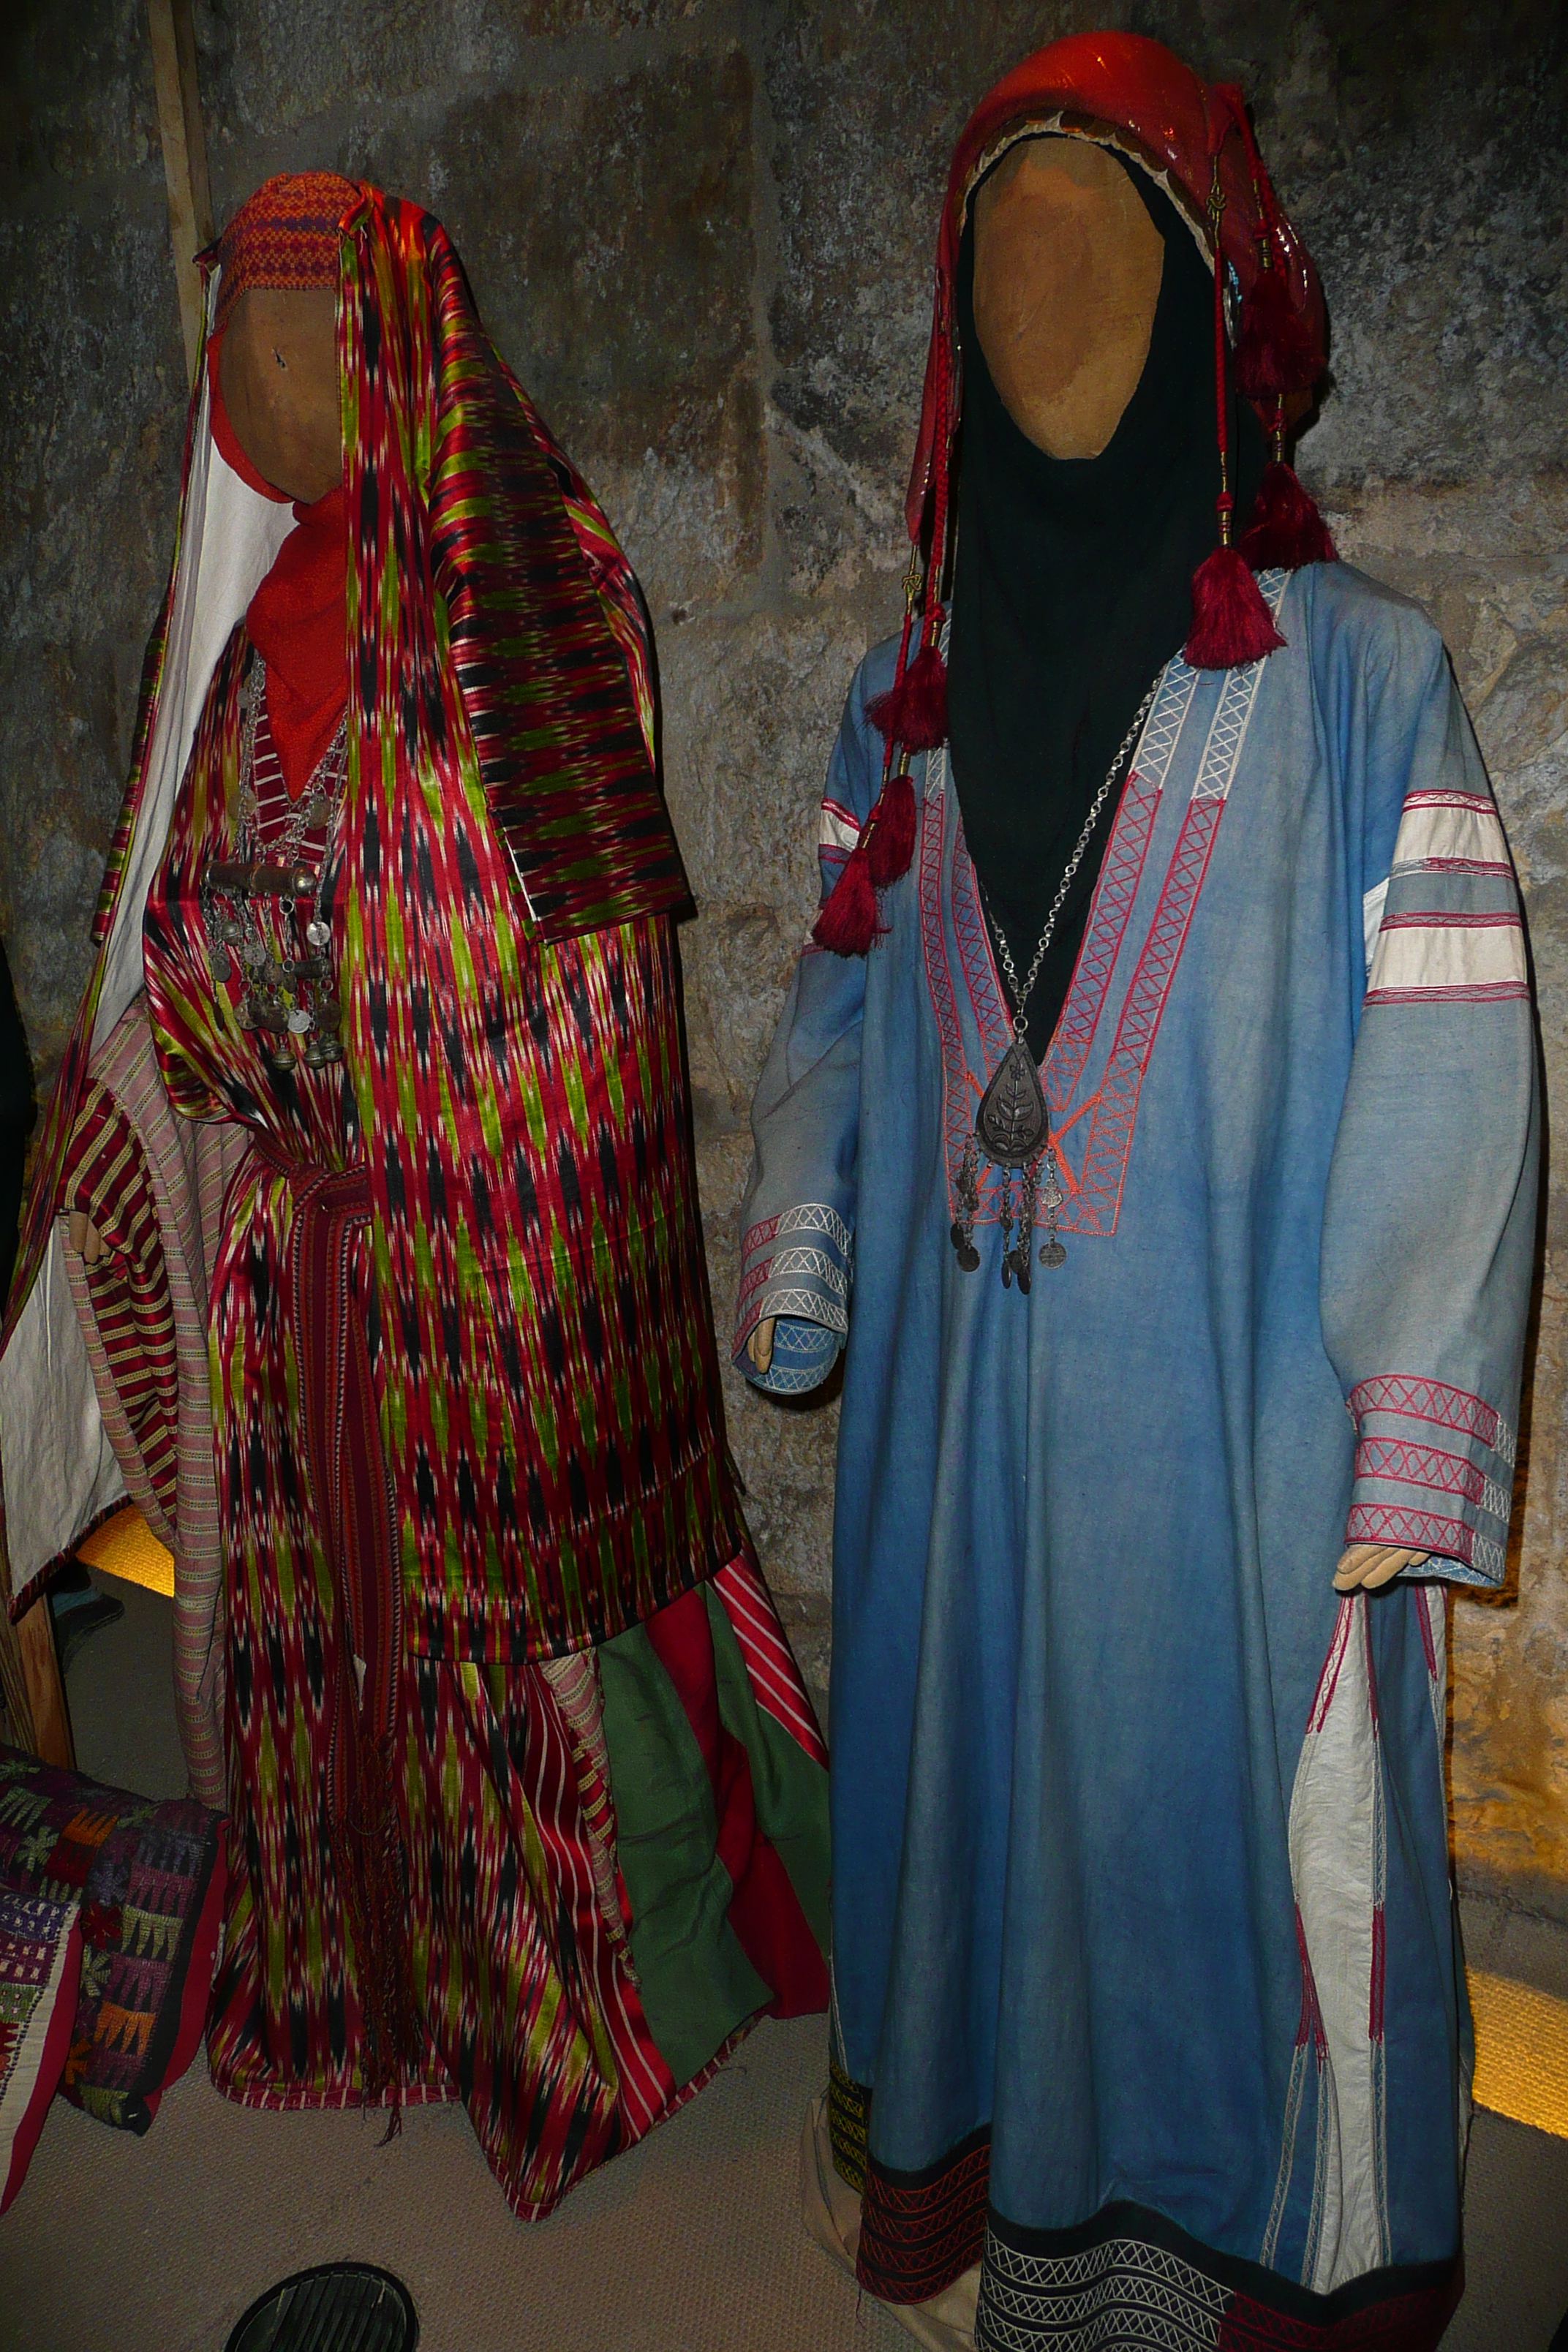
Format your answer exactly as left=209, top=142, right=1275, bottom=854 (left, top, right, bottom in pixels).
left=904, top=33, right=1326, bottom=546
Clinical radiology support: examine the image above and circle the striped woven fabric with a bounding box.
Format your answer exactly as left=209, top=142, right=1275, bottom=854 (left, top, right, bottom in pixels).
left=60, top=1093, right=178, bottom=1534
left=56, top=998, right=242, bottom=1810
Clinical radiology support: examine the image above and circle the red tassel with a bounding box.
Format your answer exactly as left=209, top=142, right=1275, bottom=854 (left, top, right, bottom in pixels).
left=1240, top=461, right=1338, bottom=570
left=866, top=638, right=949, bottom=750
left=1185, top=545, right=1287, bottom=668
left=812, top=844, right=880, bottom=956
left=864, top=771, right=916, bottom=888
left=1235, top=268, right=1324, bottom=402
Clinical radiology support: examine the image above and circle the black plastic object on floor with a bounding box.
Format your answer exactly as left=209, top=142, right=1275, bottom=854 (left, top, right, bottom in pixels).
left=224, top=2264, right=418, bottom=2352
left=1550, top=2302, right=1568, bottom=2351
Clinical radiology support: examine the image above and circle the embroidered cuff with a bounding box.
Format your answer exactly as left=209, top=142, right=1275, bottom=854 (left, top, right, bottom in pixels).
left=734, top=1202, right=852, bottom=1397
left=1345, top=1374, right=1515, bottom=1588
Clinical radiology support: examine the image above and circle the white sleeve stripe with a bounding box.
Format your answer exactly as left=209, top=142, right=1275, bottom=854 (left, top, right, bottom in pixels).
left=818, top=799, right=860, bottom=853
left=1361, top=878, right=1389, bottom=970
left=1367, top=921, right=1527, bottom=998
left=1387, top=797, right=1509, bottom=871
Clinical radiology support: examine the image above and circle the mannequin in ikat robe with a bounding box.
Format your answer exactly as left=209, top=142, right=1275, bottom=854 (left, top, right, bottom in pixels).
left=6, top=170, right=829, bottom=2223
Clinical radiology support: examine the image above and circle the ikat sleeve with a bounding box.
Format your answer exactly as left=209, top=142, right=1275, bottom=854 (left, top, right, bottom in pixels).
left=1319, top=619, right=1538, bottom=1587
left=732, top=653, right=886, bottom=1396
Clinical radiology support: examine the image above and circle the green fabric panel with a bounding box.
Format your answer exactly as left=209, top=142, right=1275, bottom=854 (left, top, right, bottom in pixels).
left=598, top=1618, right=769, bottom=2087
left=704, top=1586, right=832, bottom=1955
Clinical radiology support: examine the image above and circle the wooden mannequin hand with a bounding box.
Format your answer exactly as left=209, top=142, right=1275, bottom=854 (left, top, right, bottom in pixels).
left=67, top=1210, right=105, bottom=1266
left=746, top=1317, right=777, bottom=1375
left=1333, top=1542, right=1428, bottom=1592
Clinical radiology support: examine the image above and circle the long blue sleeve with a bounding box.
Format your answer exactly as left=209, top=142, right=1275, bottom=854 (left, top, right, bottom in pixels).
left=733, top=649, right=893, bottom=1395
left=1319, top=622, right=1538, bottom=1585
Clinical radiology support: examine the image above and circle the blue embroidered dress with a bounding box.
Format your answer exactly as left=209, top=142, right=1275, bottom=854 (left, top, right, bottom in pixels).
left=735, top=561, right=1536, bottom=2342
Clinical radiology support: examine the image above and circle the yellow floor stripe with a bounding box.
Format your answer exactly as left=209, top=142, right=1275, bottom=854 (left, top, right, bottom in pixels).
left=75, top=1504, right=175, bottom=1599
left=1468, top=1968, right=1568, bottom=2141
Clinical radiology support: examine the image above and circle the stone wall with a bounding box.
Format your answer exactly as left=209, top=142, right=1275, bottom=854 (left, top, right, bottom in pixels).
left=3, top=1, right=1564, bottom=1904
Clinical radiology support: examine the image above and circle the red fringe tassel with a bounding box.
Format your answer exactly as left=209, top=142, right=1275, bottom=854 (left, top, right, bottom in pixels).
left=1185, top=545, right=1286, bottom=669
left=864, top=771, right=916, bottom=888
left=867, top=637, right=949, bottom=750
left=1240, top=460, right=1338, bottom=571
left=813, top=758, right=919, bottom=958
left=812, top=844, right=880, bottom=956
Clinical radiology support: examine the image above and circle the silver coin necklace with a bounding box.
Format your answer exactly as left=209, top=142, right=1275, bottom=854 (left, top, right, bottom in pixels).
left=952, top=676, right=1158, bottom=1289
left=200, top=656, right=348, bottom=1076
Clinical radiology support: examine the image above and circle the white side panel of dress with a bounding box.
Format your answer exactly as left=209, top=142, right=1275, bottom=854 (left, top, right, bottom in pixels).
left=1, top=266, right=294, bottom=1597
left=1286, top=1594, right=1392, bottom=2292
left=0, top=1234, right=126, bottom=1593
left=97, top=329, right=295, bottom=1044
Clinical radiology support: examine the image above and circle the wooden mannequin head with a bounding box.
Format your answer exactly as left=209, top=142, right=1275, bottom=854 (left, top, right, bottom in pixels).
left=971, top=137, right=1164, bottom=461
left=219, top=285, right=341, bottom=502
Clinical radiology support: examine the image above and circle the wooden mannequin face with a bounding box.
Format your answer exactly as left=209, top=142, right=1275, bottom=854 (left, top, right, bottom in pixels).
left=971, top=137, right=1164, bottom=461
left=219, top=285, right=341, bottom=502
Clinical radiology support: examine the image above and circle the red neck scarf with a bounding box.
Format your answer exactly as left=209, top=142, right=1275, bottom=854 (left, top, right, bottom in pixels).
left=245, top=490, right=347, bottom=801
left=207, top=333, right=347, bottom=801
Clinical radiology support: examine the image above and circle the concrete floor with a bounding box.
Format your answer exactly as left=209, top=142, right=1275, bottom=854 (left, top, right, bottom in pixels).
left=1, top=1572, right=1563, bottom=2352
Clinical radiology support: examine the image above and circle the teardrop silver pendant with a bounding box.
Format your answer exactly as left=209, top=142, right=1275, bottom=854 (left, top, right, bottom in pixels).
left=976, top=1035, right=1048, bottom=1167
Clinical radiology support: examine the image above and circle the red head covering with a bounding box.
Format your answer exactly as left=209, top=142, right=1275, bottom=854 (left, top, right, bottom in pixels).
left=813, top=31, right=1336, bottom=958
left=205, top=171, right=359, bottom=333
left=903, top=34, right=1325, bottom=549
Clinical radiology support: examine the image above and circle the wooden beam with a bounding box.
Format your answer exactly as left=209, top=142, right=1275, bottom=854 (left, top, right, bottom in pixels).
left=146, top=0, right=214, bottom=382
left=16, top=1596, right=73, bottom=1770
left=0, top=1594, right=32, bottom=1751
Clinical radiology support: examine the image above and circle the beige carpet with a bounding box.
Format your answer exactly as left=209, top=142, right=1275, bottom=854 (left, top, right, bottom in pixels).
left=5, top=2015, right=1567, bottom=2352
left=2, top=2015, right=907, bottom=2352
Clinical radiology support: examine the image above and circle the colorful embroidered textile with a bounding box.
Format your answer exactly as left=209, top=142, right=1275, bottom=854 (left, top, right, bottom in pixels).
left=0, top=1747, right=224, bottom=2136
left=143, top=625, right=734, bottom=1662
left=739, top=557, right=1536, bottom=2345
left=61, top=1092, right=177, bottom=1535
left=207, top=171, right=356, bottom=333
left=0, top=1886, right=80, bottom=2211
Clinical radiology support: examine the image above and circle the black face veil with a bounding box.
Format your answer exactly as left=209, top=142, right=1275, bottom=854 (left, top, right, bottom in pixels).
left=946, top=147, right=1266, bottom=1054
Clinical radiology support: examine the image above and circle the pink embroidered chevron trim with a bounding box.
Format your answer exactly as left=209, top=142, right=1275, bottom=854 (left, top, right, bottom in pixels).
left=1344, top=1503, right=1475, bottom=1563
left=1348, top=1375, right=1505, bottom=1455
left=1354, top=1438, right=1486, bottom=1503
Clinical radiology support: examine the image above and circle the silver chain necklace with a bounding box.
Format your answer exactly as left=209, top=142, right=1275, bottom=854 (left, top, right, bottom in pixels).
left=984, top=676, right=1159, bottom=1043
left=954, top=671, right=1160, bottom=1289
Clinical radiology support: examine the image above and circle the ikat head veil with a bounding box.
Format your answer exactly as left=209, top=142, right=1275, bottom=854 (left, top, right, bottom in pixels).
left=815, top=30, right=1335, bottom=959
left=4, top=180, right=701, bottom=1626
